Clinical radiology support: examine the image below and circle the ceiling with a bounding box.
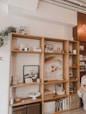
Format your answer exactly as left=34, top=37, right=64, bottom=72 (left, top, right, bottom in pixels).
left=63, top=0, right=86, bottom=7
left=41, top=0, right=86, bottom=12
left=1, top=0, right=86, bottom=12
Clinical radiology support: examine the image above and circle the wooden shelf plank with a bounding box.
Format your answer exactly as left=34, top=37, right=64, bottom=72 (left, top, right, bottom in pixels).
left=11, top=32, right=42, bottom=40
left=44, top=80, right=68, bottom=85
left=80, top=60, right=86, bottom=62
left=44, top=37, right=67, bottom=42
left=44, top=52, right=67, bottom=55
left=80, top=70, right=86, bottom=73
left=11, top=97, right=42, bottom=107
left=11, top=50, right=42, bottom=54
left=69, top=40, right=79, bottom=43
left=69, top=66, right=78, bottom=68
left=69, top=78, right=79, bottom=82
left=69, top=53, right=79, bottom=55
left=44, top=94, right=69, bottom=101
left=10, top=82, right=42, bottom=88
left=69, top=92, right=77, bottom=96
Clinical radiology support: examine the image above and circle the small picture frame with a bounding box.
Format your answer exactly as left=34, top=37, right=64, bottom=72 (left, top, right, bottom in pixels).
left=23, top=65, right=39, bottom=83
left=45, top=44, right=53, bottom=52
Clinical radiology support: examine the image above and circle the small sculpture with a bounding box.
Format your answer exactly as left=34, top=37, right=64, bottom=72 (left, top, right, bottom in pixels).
left=77, top=75, right=86, bottom=110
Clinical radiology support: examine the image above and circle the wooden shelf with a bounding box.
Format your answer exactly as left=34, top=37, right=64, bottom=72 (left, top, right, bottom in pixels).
left=11, top=32, right=42, bottom=40
left=69, top=78, right=78, bottom=82
left=44, top=93, right=69, bottom=101
left=44, top=37, right=67, bottom=42
left=69, top=40, right=78, bottom=43
left=80, top=60, right=86, bottom=62
left=44, top=52, right=67, bottom=55
left=11, top=97, right=42, bottom=107
left=44, top=80, right=68, bottom=85
left=69, top=53, right=78, bottom=56
left=11, top=50, right=42, bottom=54
left=9, top=33, right=80, bottom=114
left=80, top=70, right=86, bottom=72
left=10, top=82, right=42, bottom=88
left=69, top=92, right=77, bottom=96
left=69, top=66, right=78, bottom=68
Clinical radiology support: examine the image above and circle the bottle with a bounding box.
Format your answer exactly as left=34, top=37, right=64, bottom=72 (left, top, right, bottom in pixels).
left=10, top=98, right=14, bottom=105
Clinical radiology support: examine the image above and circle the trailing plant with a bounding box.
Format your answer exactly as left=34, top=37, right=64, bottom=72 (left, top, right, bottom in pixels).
left=0, top=26, right=16, bottom=47
left=0, top=26, right=16, bottom=36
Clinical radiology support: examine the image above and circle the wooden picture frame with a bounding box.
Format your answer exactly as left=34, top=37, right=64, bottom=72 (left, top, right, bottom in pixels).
left=23, top=65, right=39, bottom=83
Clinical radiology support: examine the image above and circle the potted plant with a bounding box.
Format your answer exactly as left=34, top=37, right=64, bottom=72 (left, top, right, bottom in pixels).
left=0, top=26, right=16, bottom=47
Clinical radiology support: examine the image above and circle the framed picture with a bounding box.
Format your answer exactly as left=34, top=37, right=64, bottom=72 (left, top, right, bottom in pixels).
left=23, top=65, right=39, bottom=83
left=45, top=44, right=53, bottom=52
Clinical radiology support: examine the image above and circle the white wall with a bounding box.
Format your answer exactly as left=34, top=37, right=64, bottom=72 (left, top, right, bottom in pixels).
left=0, top=4, right=10, bottom=114
left=7, top=1, right=77, bottom=39
left=8, top=0, right=39, bottom=11
left=0, top=1, right=77, bottom=114
left=0, top=39, right=10, bottom=114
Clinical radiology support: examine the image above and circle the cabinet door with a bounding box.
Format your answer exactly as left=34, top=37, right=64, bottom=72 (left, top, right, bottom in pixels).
left=13, top=109, right=26, bottom=114
left=27, top=103, right=41, bottom=114
left=13, top=106, right=26, bottom=114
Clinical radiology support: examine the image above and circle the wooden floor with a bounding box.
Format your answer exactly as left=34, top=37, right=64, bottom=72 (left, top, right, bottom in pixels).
left=61, top=108, right=86, bottom=114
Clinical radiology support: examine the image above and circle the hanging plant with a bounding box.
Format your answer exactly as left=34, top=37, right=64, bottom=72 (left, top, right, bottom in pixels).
left=0, top=26, right=16, bottom=47
left=0, top=37, right=3, bottom=47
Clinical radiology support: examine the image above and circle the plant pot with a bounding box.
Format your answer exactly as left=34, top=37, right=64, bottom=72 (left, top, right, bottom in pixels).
left=0, top=37, right=3, bottom=47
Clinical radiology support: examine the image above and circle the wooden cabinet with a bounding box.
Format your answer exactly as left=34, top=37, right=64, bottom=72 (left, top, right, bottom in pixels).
left=13, top=106, right=26, bottom=114
left=26, top=103, right=41, bottom=114
left=13, top=103, right=41, bottom=114
left=9, top=33, right=80, bottom=114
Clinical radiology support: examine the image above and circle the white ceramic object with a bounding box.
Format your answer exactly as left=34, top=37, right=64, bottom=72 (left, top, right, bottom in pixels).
left=15, top=97, right=22, bottom=102
left=28, top=92, right=41, bottom=100
left=25, top=78, right=32, bottom=83
left=10, top=98, right=14, bottom=105
left=37, top=78, right=40, bottom=83
left=73, top=50, right=77, bottom=54
left=77, top=88, right=86, bottom=110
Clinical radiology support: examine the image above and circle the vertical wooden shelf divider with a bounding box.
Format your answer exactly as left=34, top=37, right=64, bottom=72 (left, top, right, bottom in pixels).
left=69, top=40, right=80, bottom=110
left=40, top=37, right=45, bottom=114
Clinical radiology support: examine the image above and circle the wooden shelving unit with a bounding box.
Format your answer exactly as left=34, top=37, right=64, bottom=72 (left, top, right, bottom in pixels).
left=9, top=33, right=80, bottom=114
left=9, top=33, right=44, bottom=114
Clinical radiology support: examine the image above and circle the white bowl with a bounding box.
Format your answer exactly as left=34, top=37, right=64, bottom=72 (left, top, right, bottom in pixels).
left=28, top=92, right=41, bottom=100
